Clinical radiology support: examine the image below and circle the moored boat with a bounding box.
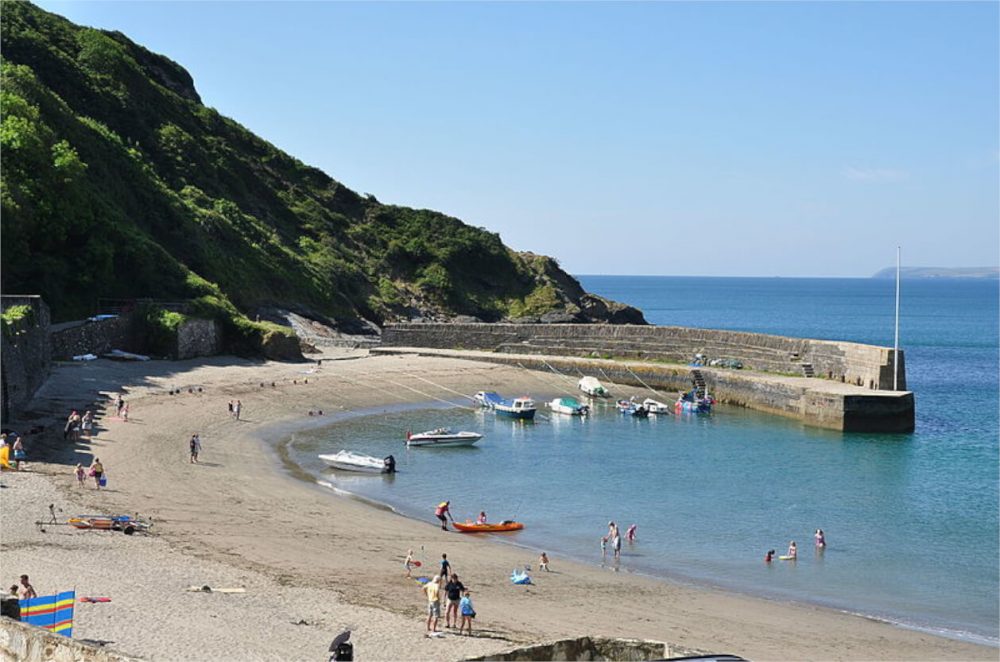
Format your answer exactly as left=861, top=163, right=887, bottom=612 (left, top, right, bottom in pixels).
left=475, top=391, right=537, bottom=419
left=642, top=398, right=673, bottom=415
left=319, top=450, right=396, bottom=473
left=547, top=396, right=589, bottom=416
left=617, top=398, right=649, bottom=417
left=675, top=389, right=713, bottom=414
left=578, top=376, right=610, bottom=397
left=453, top=520, right=524, bottom=533
left=406, top=428, right=483, bottom=447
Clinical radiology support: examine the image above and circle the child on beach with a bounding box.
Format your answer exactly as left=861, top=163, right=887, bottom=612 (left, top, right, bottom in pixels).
left=626, top=524, right=637, bottom=543
left=11, top=437, right=25, bottom=470
left=404, top=549, right=414, bottom=577
left=601, top=536, right=607, bottom=558
left=440, top=553, right=451, bottom=579
left=539, top=552, right=549, bottom=571
left=121, top=402, right=129, bottom=422
left=458, top=589, right=475, bottom=635
left=75, top=463, right=86, bottom=488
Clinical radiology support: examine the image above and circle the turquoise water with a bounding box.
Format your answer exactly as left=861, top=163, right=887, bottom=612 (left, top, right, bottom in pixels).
left=287, top=277, right=999, bottom=644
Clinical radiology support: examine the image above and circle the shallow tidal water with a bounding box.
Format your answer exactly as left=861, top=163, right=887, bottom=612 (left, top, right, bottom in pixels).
left=286, top=277, right=999, bottom=645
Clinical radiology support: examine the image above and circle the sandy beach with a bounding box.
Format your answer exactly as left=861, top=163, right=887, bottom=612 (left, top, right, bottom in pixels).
left=1, top=351, right=994, bottom=661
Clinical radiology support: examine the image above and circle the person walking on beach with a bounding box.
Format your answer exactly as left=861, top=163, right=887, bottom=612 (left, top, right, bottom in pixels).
left=234, top=400, right=242, bottom=421
left=90, top=458, right=104, bottom=490
left=444, top=574, right=466, bottom=628
left=435, top=501, right=453, bottom=531
left=539, top=552, right=550, bottom=571
left=11, top=436, right=25, bottom=471
left=424, top=575, right=442, bottom=633
left=440, top=553, right=451, bottom=579
left=115, top=395, right=124, bottom=418
left=458, top=589, right=475, bottom=635
left=81, top=411, right=93, bottom=439
left=17, top=574, right=37, bottom=600
left=121, top=402, right=129, bottom=422
left=404, top=549, right=415, bottom=578
left=74, top=463, right=86, bottom=488
left=189, top=434, right=201, bottom=463
left=228, top=400, right=234, bottom=418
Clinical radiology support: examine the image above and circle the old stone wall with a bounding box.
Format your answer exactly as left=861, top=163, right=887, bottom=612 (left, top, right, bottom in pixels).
left=1, top=295, right=51, bottom=423
left=0, top=616, right=139, bottom=662
left=382, top=323, right=906, bottom=391
left=176, top=318, right=221, bottom=359
left=50, top=315, right=137, bottom=360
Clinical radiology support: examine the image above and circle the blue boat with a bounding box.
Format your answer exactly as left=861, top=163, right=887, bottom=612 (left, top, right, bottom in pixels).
left=475, top=391, right=537, bottom=420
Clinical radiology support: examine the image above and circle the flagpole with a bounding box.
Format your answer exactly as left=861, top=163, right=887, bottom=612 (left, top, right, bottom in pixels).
left=893, top=246, right=900, bottom=391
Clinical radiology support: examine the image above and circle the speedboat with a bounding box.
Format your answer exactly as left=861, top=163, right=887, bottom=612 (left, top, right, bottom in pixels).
left=319, top=450, right=396, bottom=473
left=475, top=392, right=536, bottom=420
left=642, top=398, right=673, bottom=415
left=578, top=376, right=610, bottom=397
left=547, top=397, right=589, bottom=416
left=406, top=428, right=483, bottom=448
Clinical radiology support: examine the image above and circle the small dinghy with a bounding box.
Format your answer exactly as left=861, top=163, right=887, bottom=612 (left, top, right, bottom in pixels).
left=319, top=451, right=396, bottom=473
left=406, top=429, right=483, bottom=448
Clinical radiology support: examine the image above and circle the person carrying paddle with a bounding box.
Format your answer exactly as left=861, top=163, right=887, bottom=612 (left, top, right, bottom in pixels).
left=435, top=501, right=453, bottom=531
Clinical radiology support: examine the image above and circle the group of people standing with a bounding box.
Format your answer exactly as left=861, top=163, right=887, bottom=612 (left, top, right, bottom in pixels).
left=601, top=521, right=637, bottom=560
left=421, top=553, right=475, bottom=636
left=74, top=458, right=105, bottom=489
left=765, top=529, right=826, bottom=562
left=64, top=410, right=95, bottom=441
left=227, top=400, right=242, bottom=420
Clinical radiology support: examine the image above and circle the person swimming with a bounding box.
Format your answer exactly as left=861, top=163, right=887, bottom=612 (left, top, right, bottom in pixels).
left=814, top=529, right=826, bottom=548
left=765, top=549, right=775, bottom=563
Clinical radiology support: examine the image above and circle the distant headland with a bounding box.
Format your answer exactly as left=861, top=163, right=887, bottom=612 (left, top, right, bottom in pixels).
left=872, top=266, right=1000, bottom=279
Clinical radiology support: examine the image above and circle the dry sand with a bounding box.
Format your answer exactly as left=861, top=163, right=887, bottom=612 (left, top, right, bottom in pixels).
left=0, top=351, right=994, bottom=661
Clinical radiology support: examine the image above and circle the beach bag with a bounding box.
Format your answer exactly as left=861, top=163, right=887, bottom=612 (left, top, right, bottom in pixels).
left=88, top=467, right=96, bottom=477
left=98, top=475, right=107, bottom=487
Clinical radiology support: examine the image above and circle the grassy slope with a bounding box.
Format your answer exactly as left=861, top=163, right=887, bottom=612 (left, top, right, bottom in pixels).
left=1, top=1, right=609, bottom=335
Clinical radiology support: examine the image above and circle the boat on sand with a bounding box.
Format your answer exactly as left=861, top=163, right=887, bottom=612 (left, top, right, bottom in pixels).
left=319, top=451, right=396, bottom=473
left=578, top=376, right=610, bottom=397
left=406, top=429, right=483, bottom=448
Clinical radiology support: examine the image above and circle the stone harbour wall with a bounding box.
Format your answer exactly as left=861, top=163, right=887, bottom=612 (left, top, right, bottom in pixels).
left=176, top=318, right=221, bottom=360
left=0, top=617, right=139, bottom=662
left=50, top=315, right=137, bottom=360
left=1, top=295, right=52, bottom=423
left=382, top=323, right=906, bottom=391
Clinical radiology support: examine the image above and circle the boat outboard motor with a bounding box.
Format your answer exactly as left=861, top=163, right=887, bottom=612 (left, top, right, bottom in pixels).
left=383, top=455, right=396, bottom=474
left=329, top=630, right=352, bottom=661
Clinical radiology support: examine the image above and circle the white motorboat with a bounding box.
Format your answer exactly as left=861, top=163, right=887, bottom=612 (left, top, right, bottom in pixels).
left=642, top=398, right=673, bottom=415
left=578, top=376, right=610, bottom=397
left=406, top=428, right=483, bottom=448
left=319, top=450, right=396, bottom=473
left=547, top=397, right=589, bottom=415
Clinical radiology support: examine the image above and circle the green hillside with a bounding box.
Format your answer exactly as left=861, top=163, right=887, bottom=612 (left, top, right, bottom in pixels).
left=0, top=2, right=644, bottom=353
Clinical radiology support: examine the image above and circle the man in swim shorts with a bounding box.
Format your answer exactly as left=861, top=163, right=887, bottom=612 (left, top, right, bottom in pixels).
left=424, top=575, right=442, bottom=633
left=435, top=501, right=452, bottom=531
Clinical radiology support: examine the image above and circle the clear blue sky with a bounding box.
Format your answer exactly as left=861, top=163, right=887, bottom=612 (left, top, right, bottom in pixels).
left=36, top=1, right=1000, bottom=277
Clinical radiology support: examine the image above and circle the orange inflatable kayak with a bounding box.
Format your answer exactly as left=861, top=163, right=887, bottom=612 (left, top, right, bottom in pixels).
left=453, top=521, right=524, bottom=533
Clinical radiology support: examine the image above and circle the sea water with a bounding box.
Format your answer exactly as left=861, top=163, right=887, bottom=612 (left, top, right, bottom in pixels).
left=286, top=277, right=999, bottom=645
